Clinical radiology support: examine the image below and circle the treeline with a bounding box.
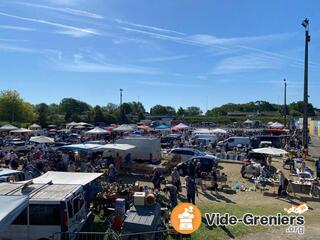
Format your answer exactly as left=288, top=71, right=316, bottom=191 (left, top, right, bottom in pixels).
left=0, top=90, right=316, bottom=127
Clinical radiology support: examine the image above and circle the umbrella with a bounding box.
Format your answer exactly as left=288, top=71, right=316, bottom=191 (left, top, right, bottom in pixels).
left=10, top=128, right=33, bottom=133
left=85, top=127, right=109, bottom=135
left=0, top=124, right=18, bottom=132
left=66, top=121, right=78, bottom=127
left=30, top=136, right=55, bottom=144
left=252, top=147, right=288, bottom=156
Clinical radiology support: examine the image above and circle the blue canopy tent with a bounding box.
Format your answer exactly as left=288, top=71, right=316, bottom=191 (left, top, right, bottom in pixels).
left=0, top=195, right=28, bottom=231
left=154, top=124, right=170, bottom=130
left=58, top=143, right=103, bottom=152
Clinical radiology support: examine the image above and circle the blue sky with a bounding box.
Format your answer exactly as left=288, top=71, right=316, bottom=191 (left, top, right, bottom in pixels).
left=0, top=0, right=320, bottom=112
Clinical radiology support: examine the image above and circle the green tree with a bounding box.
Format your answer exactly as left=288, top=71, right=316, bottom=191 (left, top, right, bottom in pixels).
left=0, top=90, right=37, bottom=123
left=150, top=105, right=176, bottom=115
left=185, top=106, right=202, bottom=116
left=177, top=107, right=186, bottom=116
left=59, top=98, right=92, bottom=122
left=35, top=103, right=49, bottom=127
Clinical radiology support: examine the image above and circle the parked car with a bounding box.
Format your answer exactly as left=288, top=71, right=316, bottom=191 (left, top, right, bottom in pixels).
left=217, top=137, right=251, bottom=151
left=2, top=140, right=32, bottom=153
left=176, top=155, right=219, bottom=176
left=0, top=182, right=88, bottom=240
left=160, top=134, right=181, bottom=149
left=168, top=148, right=206, bottom=163
left=243, top=152, right=267, bottom=165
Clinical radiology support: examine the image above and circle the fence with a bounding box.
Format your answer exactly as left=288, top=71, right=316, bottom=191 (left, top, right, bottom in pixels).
left=52, top=229, right=180, bottom=240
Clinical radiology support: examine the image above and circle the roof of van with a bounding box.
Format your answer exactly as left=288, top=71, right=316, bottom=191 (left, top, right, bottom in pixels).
left=0, top=182, right=81, bottom=201
left=0, top=169, right=22, bottom=176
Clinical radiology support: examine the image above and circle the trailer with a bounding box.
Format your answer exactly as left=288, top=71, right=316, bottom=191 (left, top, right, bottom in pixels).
left=116, top=137, right=161, bottom=163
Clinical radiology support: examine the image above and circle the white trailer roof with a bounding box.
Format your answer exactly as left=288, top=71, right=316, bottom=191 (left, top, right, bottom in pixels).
left=31, top=171, right=103, bottom=185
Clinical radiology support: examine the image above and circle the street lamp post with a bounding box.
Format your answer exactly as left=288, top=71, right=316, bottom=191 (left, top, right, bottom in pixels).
left=302, top=18, right=310, bottom=148
left=283, top=78, right=287, bottom=127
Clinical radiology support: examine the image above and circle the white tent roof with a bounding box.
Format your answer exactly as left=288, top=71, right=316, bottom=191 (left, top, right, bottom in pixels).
left=252, top=147, right=288, bottom=156
left=31, top=171, right=103, bottom=185
left=0, top=195, right=28, bottom=231
left=97, top=143, right=136, bottom=151
left=270, top=122, right=284, bottom=129
left=10, top=128, right=33, bottom=133
left=66, top=121, right=78, bottom=127
left=0, top=124, right=18, bottom=132
left=113, top=124, right=135, bottom=132
left=212, top=128, right=227, bottom=134
left=172, top=123, right=190, bottom=130
left=85, top=127, right=109, bottom=135
left=243, top=119, right=253, bottom=124
left=28, top=123, right=41, bottom=129
left=30, top=136, right=55, bottom=144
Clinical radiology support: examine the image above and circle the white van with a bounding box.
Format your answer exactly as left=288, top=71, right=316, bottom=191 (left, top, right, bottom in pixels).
left=0, top=182, right=87, bottom=240
left=217, top=137, right=251, bottom=151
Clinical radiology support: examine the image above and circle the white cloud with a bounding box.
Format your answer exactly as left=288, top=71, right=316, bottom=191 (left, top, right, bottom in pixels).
left=137, top=80, right=197, bottom=87
left=17, top=2, right=104, bottom=19
left=188, top=32, right=295, bottom=46
left=56, top=54, right=158, bottom=74
left=211, top=53, right=284, bottom=75
left=55, top=28, right=99, bottom=38
left=45, top=0, right=79, bottom=6
left=0, top=25, right=35, bottom=31
left=116, top=19, right=185, bottom=36
left=0, top=12, right=100, bottom=38
left=57, top=62, right=157, bottom=74
left=139, top=55, right=190, bottom=62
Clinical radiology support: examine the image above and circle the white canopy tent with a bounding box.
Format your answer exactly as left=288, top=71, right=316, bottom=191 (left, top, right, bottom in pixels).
left=31, top=171, right=103, bottom=185
left=113, top=124, right=135, bottom=132
left=66, top=121, right=78, bottom=128
left=270, top=122, right=284, bottom=129
left=85, top=127, right=109, bottom=135
left=29, top=136, right=54, bottom=144
left=212, top=128, right=227, bottom=134
left=28, top=123, right=41, bottom=130
left=252, top=147, right=288, bottom=156
left=10, top=128, right=33, bottom=133
left=243, top=119, right=253, bottom=124
left=172, top=123, right=190, bottom=131
left=0, top=124, right=18, bottom=132
left=0, top=195, right=28, bottom=231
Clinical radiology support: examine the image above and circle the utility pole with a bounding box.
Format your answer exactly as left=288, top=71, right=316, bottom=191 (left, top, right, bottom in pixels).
left=283, top=78, right=287, bottom=127
left=120, top=89, right=123, bottom=123
left=302, top=18, right=310, bottom=148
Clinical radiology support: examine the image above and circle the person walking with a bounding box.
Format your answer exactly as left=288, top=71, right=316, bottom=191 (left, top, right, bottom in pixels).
left=315, top=158, right=320, bottom=179
left=185, top=176, right=197, bottom=205
left=152, top=169, right=161, bottom=190
left=277, top=170, right=286, bottom=198
left=211, top=166, right=219, bottom=195
left=171, top=167, right=181, bottom=192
